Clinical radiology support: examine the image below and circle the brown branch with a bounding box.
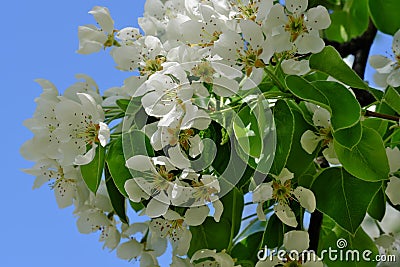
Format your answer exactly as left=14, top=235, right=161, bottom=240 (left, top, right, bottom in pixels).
left=364, top=110, right=400, bottom=122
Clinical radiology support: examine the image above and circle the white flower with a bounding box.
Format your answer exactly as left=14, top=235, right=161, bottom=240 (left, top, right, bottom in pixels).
left=23, top=159, right=82, bottom=208
left=125, top=155, right=177, bottom=217
left=385, top=147, right=400, bottom=205
left=375, top=233, right=400, bottom=262
left=300, top=104, right=339, bottom=165
left=252, top=168, right=316, bottom=227
left=77, top=6, right=115, bottom=54
left=214, top=20, right=274, bottom=76
left=281, top=58, right=310, bottom=75
left=21, top=79, right=61, bottom=161
left=256, top=230, right=322, bottom=267
left=191, top=249, right=237, bottom=267
left=369, top=29, right=400, bottom=88
left=264, top=0, right=330, bottom=54
left=53, top=93, right=110, bottom=166
left=150, top=210, right=192, bottom=256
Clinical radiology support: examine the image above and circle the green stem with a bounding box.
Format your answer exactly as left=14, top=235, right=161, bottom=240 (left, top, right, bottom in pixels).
left=264, top=66, right=286, bottom=92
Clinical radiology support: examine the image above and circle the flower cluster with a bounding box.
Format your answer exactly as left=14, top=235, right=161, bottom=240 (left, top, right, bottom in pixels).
left=24, top=0, right=383, bottom=266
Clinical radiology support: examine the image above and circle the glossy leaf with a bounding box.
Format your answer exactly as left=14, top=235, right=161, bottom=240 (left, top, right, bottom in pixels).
left=105, top=164, right=129, bottom=224
left=334, top=127, right=390, bottom=181
left=367, top=184, right=386, bottom=222
left=270, top=100, right=294, bottom=176
left=80, top=145, right=105, bottom=194
left=383, top=86, right=400, bottom=114
left=219, top=187, right=244, bottom=238
left=188, top=217, right=231, bottom=257
left=369, top=0, right=400, bottom=35
left=318, top=217, right=379, bottom=267
left=325, top=0, right=369, bottom=43
left=312, top=167, right=381, bottom=234
left=309, top=46, right=369, bottom=90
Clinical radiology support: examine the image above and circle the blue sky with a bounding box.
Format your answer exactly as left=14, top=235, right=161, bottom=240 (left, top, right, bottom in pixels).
left=1, top=1, right=393, bottom=267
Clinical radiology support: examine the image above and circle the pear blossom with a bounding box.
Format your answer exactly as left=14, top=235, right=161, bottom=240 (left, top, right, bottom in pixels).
left=191, top=249, right=238, bottom=267
left=125, top=155, right=177, bottom=217
left=21, top=80, right=62, bottom=161
left=300, top=104, right=339, bottom=165
left=77, top=6, right=116, bottom=54
left=53, top=93, right=110, bottom=166
left=252, top=168, right=316, bottom=227
left=369, top=29, right=400, bottom=88
left=264, top=0, right=330, bottom=55
left=385, top=147, right=400, bottom=205
left=256, top=231, right=322, bottom=267
left=230, top=0, right=273, bottom=22
left=23, top=159, right=83, bottom=208
left=150, top=209, right=192, bottom=256
left=375, top=233, right=400, bottom=264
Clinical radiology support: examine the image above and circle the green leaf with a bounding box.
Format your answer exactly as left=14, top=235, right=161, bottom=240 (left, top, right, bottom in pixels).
left=367, top=183, right=386, bottom=222
left=369, top=0, right=400, bottom=35
left=309, top=46, right=369, bottom=90
left=325, top=0, right=369, bottom=43
left=334, top=127, right=390, bottom=181
left=383, top=86, right=400, bottom=114
left=311, top=167, right=381, bottom=234
left=270, top=100, right=294, bottom=175
left=233, top=104, right=263, bottom=158
left=116, top=99, right=130, bottom=112
left=80, top=145, right=105, bottom=193
left=262, top=214, right=284, bottom=248
left=106, top=137, right=132, bottom=197
left=188, top=217, right=231, bottom=257
left=318, top=218, right=379, bottom=267
left=232, top=232, right=264, bottom=265
left=105, top=164, right=129, bottom=224
left=122, top=129, right=155, bottom=159
left=219, top=187, right=244, bottom=239
left=362, top=118, right=389, bottom=138
left=235, top=219, right=267, bottom=244
left=286, top=78, right=362, bottom=149
left=285, top=101, right=318, bottom=177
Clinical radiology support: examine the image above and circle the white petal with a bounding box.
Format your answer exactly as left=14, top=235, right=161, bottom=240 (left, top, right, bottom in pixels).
left=125, top=155, right=154, bottom=172
left=256, top=203, right=266, bottom=221
left=54, top=179, right=76, bottom=208
left=306, top=6, right=331, bottom=30
left=295, top=34, right=325, bottom=54
left=146, top=198, right=169, bottom=218
left=89, top=6, right=114, bottom=34
left=286, top=0, right=308, bottom=14
left=301, top=130, right=322, bottom=154
left=117, top=239, right=143, bottom=260
left=322, top=143, right=340, bottom=165
left=312, top=107, right=331, bottom=128
left=386, top=176, right=400, bottom=205
left=168, top=145, right=191, bottom=169
left=213, top=76, right=240, bottom=97
left=253, top=182, right=273, bottom=203
left=369, top=55, right=393, bottom=73
left=274, top=203, right=298, bottom=227
left=185, top=205, right=209, bottom=226
left=74, top=145, right=97, bottom=165
left=387, top=68, right=400, bottom=88
left=125, top=179, right=149, bottom=202
left=212, top=199, right=224, bottom=222
left=277, top=168, right=294, bottom=184
left=392, top=29, right=400, bottom=56
left=293, top=186, right=316, bottom=212
left=283, top=230, right=310, bottom=252
left=189, top=135, right=204, bottom=158
left=386, top=147, right=400, bottom=173
left=281, top=59, right=310, bottom=75
left=240, top=20, right=264, bottom=48
left=271, top=32, right=292, bottom=53
left=98, top=122, right=110, bottom=146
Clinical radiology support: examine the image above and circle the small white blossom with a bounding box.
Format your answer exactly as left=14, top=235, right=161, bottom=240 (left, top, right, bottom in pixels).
left=370, top=29, right=400, bottom=88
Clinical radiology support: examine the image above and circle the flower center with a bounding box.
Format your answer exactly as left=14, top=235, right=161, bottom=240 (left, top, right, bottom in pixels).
left=139, top=55, right=166, bottom=76
left=192, top=62, right=216, bottom=83
left=77, top=122, right=101, bottom=144
left=235, top=1, right=259, bottom=21
left=272, top=180, right=292, bottom=204
left=285, top=14, right=308, bottom=42
left=237, top=46, right=265, bottom=76
left=179, top=129, right=195, bottom=151
left=285, top=260, right=302, bottom=267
